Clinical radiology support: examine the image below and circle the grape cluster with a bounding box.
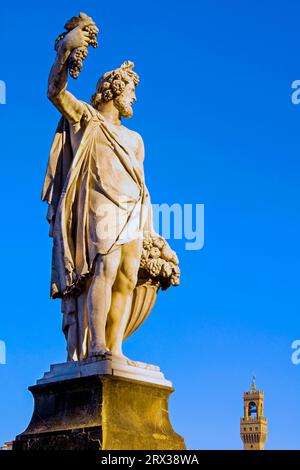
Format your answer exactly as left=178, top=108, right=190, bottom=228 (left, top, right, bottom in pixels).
left=139, top=235, right=180, bottom=289
left=68, top=47, right=88, bottom=78
left=84, top=25, right=99, bottom=48
left=54, top=13, right=99, bottom=79
left=148, top=258, right=164, bottom=277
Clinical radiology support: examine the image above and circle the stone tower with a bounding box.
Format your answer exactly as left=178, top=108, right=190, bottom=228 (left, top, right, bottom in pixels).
left=240, top=377, right=267, bottom=450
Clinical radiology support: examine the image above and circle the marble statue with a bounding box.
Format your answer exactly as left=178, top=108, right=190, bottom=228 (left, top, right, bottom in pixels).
left=42, top=13, right=180, bottom=362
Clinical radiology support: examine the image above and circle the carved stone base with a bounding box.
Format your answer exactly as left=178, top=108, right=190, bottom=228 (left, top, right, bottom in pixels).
left=13, top=363, right=185, bottom=450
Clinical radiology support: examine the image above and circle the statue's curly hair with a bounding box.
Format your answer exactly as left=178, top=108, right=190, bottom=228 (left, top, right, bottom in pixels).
left=90, top=61, right=139, bottom=109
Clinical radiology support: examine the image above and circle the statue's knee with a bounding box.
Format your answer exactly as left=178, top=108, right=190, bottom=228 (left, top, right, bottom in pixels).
left=125, top=274, right=137, bottom=293
left=93, top=256, right=117, bottom=286
left=115, top=271, right=137, bottom=295
left=94, top=253, right=119, bottom=284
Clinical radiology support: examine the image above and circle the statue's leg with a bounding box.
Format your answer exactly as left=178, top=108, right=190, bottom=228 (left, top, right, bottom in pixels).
left=66, top=323, right=79, bottom=361
left=76, top=279, right=91, bottom=360
left=62, top=297, right=79, bottom=361
left=87, top=248, right=121, bottom=356
left=106, top=239, right=142, bottom=358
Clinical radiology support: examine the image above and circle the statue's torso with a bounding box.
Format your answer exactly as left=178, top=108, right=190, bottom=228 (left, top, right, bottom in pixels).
left=67, top=106, right=146, bottom=255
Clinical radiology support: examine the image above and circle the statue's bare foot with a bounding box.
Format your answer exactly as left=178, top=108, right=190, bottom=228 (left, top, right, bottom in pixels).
left=111, top=351, right=130, bottom=363
left=90, top=346, right=111, bottom=358
left=111, top=351, right=137, bottom=365
left=112, top=353, right=148, bottom=368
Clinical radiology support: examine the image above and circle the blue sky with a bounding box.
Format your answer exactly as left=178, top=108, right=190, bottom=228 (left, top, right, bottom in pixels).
left=1, top=0, right=300, bottom=449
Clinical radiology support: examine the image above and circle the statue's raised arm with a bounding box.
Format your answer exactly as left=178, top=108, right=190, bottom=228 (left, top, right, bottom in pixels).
left=47, top=13, right=98, bottom=123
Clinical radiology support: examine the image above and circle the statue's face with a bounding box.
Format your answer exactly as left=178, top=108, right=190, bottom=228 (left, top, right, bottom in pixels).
left=114, top=81, right=137, bottom=118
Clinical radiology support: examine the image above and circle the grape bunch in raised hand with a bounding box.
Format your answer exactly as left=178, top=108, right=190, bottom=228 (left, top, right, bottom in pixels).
left=54, top=12, right=99, bottom=79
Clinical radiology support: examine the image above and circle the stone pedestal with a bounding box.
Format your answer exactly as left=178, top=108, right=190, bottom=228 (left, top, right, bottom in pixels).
left=14, top=357, right=185, bottom=450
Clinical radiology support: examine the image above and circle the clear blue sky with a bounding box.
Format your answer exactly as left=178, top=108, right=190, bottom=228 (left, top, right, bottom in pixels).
left=1, top=0, right=300, bottom=450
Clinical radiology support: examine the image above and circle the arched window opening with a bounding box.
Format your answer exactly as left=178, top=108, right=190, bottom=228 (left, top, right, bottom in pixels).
left=248, top=401, right=258, bottom=418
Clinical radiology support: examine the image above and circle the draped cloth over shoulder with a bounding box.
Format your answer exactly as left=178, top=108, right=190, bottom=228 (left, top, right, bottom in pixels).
left=42, top=104, right=157, bottom=356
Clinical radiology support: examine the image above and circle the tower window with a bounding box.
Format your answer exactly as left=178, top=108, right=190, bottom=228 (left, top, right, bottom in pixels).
left=248, top=401, right=258, bottom=418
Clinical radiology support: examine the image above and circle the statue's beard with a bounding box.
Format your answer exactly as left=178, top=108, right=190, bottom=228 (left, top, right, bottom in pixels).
left=114, top=95, right=133, bottom=118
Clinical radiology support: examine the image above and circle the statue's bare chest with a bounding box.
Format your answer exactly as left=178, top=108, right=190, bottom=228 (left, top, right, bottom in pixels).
left=111, top=125, right=140, bottom=156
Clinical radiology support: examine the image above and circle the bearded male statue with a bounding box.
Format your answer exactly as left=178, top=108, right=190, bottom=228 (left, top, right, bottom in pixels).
left=42, top=17, right=180, bottom=363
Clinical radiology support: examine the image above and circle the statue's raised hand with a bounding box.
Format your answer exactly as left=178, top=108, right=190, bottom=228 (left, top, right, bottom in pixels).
left=55, top=13, right=99, bottom=79
left=59, top=26, right=91, bottom=53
